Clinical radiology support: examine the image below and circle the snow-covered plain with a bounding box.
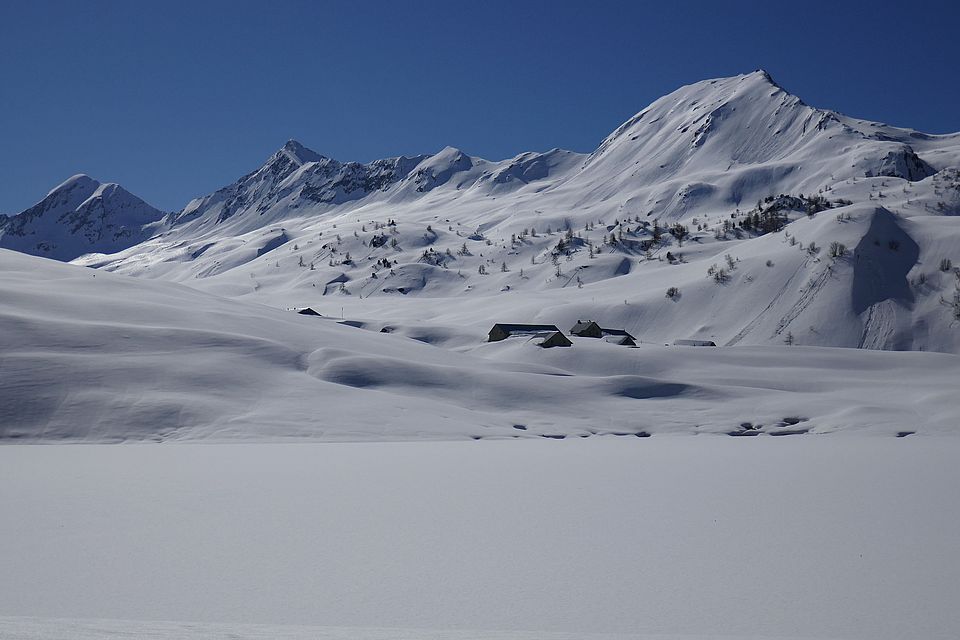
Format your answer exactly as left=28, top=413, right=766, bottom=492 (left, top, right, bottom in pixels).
left=2, top=438, right=959, bottom=640
left=0, top=618, right=711, bottom=640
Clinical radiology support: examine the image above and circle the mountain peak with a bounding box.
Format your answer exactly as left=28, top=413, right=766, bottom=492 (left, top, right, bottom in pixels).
left=2, top=175, right=164, bottom=261
left=429, top=146, right=471, bottom=163
left=280, top=139, right=325, bottom=165
left=48, top=173, right=100, bottom=197
left=740, top=68, right=789, bottom=94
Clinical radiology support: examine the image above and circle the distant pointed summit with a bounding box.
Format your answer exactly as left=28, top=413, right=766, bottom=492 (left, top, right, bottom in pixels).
left=279, top=139, right=325, bottom=165
left=0, top=175, right=166, bottom=261
left=751, top=68, right=776, bottom=83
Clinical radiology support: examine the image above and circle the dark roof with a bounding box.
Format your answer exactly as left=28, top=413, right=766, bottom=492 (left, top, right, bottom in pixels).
left=569, top=320, right=635, bottom=340
left=600, top=327, right=636, bottom=340
left=571, top=320, right=599, bottom=332
left=539, top=331, right=573, bottom=347
left=491, top=323, right=562, bottom=334
left=297, top=307, right=322, bottom=316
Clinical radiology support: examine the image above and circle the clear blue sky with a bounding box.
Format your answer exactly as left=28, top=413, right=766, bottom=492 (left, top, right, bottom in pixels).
left=1, top=0, right=957, bottom=213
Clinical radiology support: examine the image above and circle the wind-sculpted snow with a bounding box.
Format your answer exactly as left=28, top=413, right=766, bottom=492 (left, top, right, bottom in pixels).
left=3, top=248, right=960, bottom=441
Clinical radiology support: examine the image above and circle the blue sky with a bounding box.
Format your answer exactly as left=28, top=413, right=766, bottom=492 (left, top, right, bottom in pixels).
left=1, top=0, right=957, bottom=212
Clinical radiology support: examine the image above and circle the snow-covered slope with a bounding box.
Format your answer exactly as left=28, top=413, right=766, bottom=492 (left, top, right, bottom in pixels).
left=2, top=247, right=959, bottom=441
left=573, top=70, right=941, bottom=210
left=0, top=174, right=167, bottom=261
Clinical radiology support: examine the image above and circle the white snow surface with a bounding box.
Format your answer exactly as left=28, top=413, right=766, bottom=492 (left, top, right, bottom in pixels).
left=0, top=438, right=958, bottom=639
left=2, top=247, right=959, bottom=441
left=0, top=618, right=730, bottom=640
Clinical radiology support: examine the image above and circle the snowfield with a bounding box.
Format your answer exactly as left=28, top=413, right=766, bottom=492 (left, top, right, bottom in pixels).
left=0, top=618, right=739, bottom=640
left=2, top=247, right=959, bottom=441
left=1, top=438, right=958, bottom=640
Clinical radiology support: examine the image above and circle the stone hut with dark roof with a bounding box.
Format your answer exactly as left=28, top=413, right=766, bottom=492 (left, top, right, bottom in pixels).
left=569, top=320, right=636, bottom=345
left=538, top=331, right=573, bottom=348
left=603, top=334, right=637, bottom=347
left=488, top=323, right=563, bottom=342
left=570, top=320, right=603, bottom=338
left=486, top=324, right=572, bottom=348
left=297, top=307, right=323, bottom=316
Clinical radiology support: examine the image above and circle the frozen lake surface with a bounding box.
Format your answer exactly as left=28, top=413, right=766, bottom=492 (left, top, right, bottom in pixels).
left=1, top=437, right=958, bottom=639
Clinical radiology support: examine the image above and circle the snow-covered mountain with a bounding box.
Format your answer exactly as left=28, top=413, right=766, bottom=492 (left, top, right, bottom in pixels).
left=65, top=71, right=960, bottom=356
left=562, top=70, right=944, bottom=216
left=5, top=70, right=960, bottom=357
left=170, top=140, right=428, bottom=233
left=166, top=139, right=584, bottom=236
left=97, top=70, right=959, bottom=238
left=0, top=174, right=166, bottom=261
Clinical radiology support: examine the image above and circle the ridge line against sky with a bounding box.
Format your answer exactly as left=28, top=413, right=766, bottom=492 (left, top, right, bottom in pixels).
left=1, top=0, right=958, bottom=213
